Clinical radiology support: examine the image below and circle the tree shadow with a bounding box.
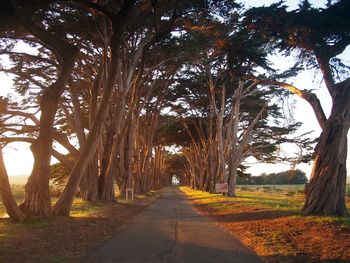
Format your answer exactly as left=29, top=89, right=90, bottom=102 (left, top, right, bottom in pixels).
left=261, top=254, right=349, bottom=263
left=203, top=209, right=291, bottom=223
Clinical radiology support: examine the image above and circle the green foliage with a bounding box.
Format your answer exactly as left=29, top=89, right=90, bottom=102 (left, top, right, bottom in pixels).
left=163, top=153, right=188, bottom=183
left=154, top=115, right=190, bottom=146
left=237, top=169, right=308, bottom=185
left=243, top=0, right=350, bottom=80
left=50, top=161, right=71, bottom=186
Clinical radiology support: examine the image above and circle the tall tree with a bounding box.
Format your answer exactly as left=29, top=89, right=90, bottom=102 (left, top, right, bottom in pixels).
left=53, top=0, right=137, bottom=215
left=244, top=0, right=350, bottom=216
left=1, top=0, right=79, bottom=216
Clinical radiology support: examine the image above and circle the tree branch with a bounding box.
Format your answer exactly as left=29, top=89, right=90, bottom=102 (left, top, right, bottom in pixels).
left=315, top=52, right=336, bottom=98
left=255, top=78, right=327, bottom=130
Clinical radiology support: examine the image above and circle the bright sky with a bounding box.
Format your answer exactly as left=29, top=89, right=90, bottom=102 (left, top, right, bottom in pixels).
left=0, top=0, right=349, bottom=178
left=240, top=0, right=350, bottom=177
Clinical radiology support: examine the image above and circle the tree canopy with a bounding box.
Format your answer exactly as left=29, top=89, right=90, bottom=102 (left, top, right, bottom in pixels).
left=0, top=0, right=348, bottom=220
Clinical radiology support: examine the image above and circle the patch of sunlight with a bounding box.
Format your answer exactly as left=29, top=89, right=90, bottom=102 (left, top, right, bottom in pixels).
left=182, top=186, right=350, bottom=229
left=180, top=186, right=302, bottom=213
left=69, top=198, right=106, bottom=218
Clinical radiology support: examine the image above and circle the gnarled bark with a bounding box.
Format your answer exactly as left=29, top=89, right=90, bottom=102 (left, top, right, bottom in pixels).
left=10, top=0, right=79, bottom=216
left=302, top=80, right=350, bottom=216
left=19, top=53, right=77, bottom=216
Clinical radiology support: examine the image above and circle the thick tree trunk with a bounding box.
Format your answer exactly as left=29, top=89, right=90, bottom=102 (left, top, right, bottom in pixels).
left=10, top=1, right=78, bottom=216
left=0, top=147, right=27, bottom=222
left=302, top=84, right=350, bottom=216
left=19, top=54, right=77, bottom=216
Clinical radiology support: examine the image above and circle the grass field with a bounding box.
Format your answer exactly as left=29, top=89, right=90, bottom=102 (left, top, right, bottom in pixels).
left=0, top=184, right=145, bottom=218
left=181, top=185, right=350, bottom=262
left=183, top=184, right=350, bottom=226
left=235, top=184, right=350, bottom=217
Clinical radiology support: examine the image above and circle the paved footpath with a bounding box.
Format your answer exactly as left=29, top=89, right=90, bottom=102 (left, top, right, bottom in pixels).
left=83, top=187, right=261, bottom=263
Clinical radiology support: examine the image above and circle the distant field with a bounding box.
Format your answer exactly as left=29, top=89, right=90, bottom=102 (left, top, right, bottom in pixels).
left=8, top=175, right=29, bottom=185
left=236, top=184, right=350, bottom=213
left=237, top=184, right=306, bottom=191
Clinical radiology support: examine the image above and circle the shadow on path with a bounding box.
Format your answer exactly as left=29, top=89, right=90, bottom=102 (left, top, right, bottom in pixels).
left=82, top=187, right=261, bottom=263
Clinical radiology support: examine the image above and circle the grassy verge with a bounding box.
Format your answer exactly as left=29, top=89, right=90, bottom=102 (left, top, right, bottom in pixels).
left=181, top=186, right=350, bottom=262
left=0, top=189, right=162, bottom=263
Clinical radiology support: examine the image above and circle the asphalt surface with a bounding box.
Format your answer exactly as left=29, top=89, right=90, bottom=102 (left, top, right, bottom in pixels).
left=82, top=187, right=261, bottom=263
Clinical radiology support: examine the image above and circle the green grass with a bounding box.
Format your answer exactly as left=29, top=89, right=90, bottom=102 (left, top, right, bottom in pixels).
left=191, top=185, right=306, bottom=213
left=0, top=185, right=161, bottom=218
left=181, top=185, right=350, bottom=227
left=69, top=198, right=108, bottom=217
left=234, top=192, right=303, bottom=212
left=0, top=185, right=110, bottom=218
left=236, top=184, right=350, bottom=213
left=0, top=184, right=25, bottom=216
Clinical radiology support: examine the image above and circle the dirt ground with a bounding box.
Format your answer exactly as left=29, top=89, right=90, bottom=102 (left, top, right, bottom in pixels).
left=182, top=188, right=350, bottom=263
left=0, top=191, right=162, bottom=263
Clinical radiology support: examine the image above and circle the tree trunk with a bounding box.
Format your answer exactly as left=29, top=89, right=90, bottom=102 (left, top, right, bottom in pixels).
left=78, top=66, right=102, bottom=202
left=216, top=85, right=226, bottom=183
left=99, top=134, right=118, bottom=202
left=99, top=95, right=125, bottom=186
left=302, top=83, right=350, bottom=216
left=19, top=55, right=77, bottom=216
left=79, top=154, right=99, bottom=201
left=11, top=1, right=78, bottom=216
left=124, top=116, right=136, bottom=193
left=226, top=85, right=241, bottom=197
left=227, top=158, right=239, bottom=197
left=53, top=16, right=127, bottom=215
left=0, top=147, right=27, bottom=222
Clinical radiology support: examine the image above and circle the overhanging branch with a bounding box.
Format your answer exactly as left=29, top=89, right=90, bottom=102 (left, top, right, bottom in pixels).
left=254, top=78, right=327, bottom=130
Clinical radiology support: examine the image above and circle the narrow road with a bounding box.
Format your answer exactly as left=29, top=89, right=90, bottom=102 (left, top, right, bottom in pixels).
left=83, top=187, right=261, bottom=263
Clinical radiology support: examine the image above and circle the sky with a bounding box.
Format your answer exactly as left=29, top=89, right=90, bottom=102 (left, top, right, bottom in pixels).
left=239, top=0, right=350, bottom=177
left=0, top=0, right=349, bottom=178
